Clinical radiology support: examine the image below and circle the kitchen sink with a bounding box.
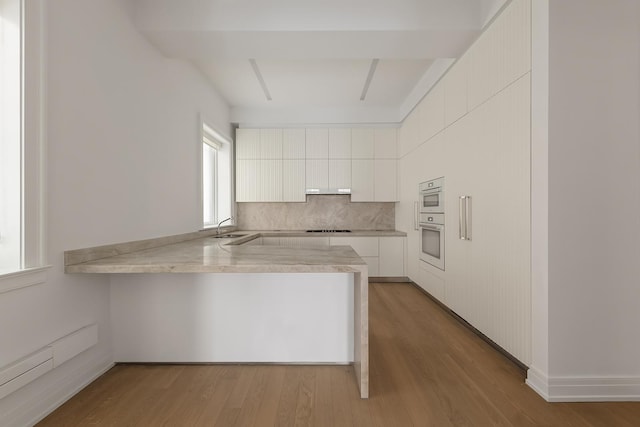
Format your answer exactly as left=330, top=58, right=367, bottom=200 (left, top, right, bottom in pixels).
left=213, top=233, right=247, bottom=239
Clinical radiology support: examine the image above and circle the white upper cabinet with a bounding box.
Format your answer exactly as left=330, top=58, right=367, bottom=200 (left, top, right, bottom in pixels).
left=282, top=160, right=306, bottom=202
left=419, top=84, right=445, bottom=143
left=305, top=128, right=329, bottom=159
left=351, top=128, right=375, bottom=159
left=258, top=159, right=283, bottom=202
left=305, top=159, right=328, bottom=189
left=467, top=0, right=531, bottom=110
left=443, top=56, right=468, bottom=127
left=328, top=128, right=352, bottom=159
left=374, top=128, right=397, bottom=159
left=374, top=159, right=397, bottom=202
left=236, top=128, right=260, bottom=159
left=351, top=160, right=375, bottom=202
left=283, top=128, right=306, bottom=159
left=260, top=129, right=283, bottom=159
left=328, top=159, right=351, bottom=189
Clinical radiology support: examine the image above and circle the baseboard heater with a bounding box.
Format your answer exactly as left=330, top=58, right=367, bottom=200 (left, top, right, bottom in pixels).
left=0, top=324, right=98, bottom=400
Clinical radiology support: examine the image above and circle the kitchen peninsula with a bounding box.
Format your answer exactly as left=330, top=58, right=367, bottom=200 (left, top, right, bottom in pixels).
left=65, top=232, right=369, bottom=398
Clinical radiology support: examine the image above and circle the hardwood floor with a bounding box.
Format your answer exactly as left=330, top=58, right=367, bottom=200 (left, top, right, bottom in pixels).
left=38, top=282, right=640, bottom=426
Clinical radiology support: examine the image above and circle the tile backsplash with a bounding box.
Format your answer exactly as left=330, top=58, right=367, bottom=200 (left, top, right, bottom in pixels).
left=236, top=195, right=395, bottom=230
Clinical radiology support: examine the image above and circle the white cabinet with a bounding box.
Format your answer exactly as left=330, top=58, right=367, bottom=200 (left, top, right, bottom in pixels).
left=283, top=129, right=305, bottom=159
left=279, top=236, right=330, bottom=247
left=237, top=128, right=305, bottom=202
left=443, top=56, right=468, bottom=127
left=329, top=159, right=351, bottom=189
left=374, top=159, right=397, bottom=202
left=305, top=129, right=328, bottom=159
left=419, top=84, right=445, bottom=142
left=351, top=159, right=397, bottom=202
left=236, top=129, right=260, bottom=159
left=374, top=128, right=398, bottom=159
left=379, top=236, right=405, bottom=276
left=351, top=160, right=375, bottom=202
left=329, top=236, right=405, bottom=278
left=329, top=128, right=351, bottom=159
left=350, top=129, right=398, bottom=202
left=329, top=237, right=378, bottom=257
left=237, top=126, right=398, bottom=203
left=258, top=160, right=282, bottom=202
left=260, top=129, right=283, bottom=159
left=305, top=159, right=328, bottom=190
left=236, top=159, right=258, bottom=202
left=351, top=129, right=374, bottom=159
left=444, top=74, right=532, bottom=364
left=282, top=160, right=305, bottom=202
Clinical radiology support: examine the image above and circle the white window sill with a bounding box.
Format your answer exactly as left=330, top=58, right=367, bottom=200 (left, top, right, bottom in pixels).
left=0, top=266, right=50, bottom=295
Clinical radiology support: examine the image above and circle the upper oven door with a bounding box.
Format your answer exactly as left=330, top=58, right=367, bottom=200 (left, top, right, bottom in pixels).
left=420, top=189, right=444, bottom=213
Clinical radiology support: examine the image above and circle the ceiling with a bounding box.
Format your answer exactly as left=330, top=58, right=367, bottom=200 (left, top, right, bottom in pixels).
left=132, top=0, right=508, bottom=125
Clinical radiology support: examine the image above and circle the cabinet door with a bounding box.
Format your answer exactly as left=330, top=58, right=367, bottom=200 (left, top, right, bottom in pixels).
left=305, top=128, right=328, bottom=159
left=351, top=160, right=374, bottom=202
left=361, top=257, right=379, bottom=277
left=305, top=159, right=328, bottom=190
left=374, top=128, right=398, bottom=159
left=328, top=159, right=351, bottom=189
left=379, top=236, right=405, bottom=277
left=258, top=160, right=283, bottom=202
left=283, top=128, right=306, bottom=159
left=329, top=128, right=351, bottom=159
left=374, top=159, right=397, bottom=201
left=236, top=129, right=260, bottom=159
left=351, top=128, right=374, bottom=159
left=260, top=129, right=282, bottom=159
left=443, top=56, right=468, bottom=127
left=236, top=159, right=258, bottom=202
left=329, top=236, right=378, bottom=256
left=279, top=237, right=329, bottom=247
left=282, top=160, right=306, bottom=202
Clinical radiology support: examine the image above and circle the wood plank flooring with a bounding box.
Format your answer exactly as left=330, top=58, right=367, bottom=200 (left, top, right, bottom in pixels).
left=38, top=282, right=640, bottom=426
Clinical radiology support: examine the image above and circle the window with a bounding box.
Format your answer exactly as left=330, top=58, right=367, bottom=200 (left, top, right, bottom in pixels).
left=0, top=0, right=22, bottom=274
left=201, top=120, right=233, bottom=229
left=0, top=0, right=46, bottom=286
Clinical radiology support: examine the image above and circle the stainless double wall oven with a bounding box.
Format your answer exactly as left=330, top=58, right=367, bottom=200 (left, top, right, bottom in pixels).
left=419, top=177, right=445, bottom=270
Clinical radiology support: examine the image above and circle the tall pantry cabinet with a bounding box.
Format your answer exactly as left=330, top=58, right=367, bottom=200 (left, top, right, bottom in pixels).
left=401, top=0, right=532, bottom=365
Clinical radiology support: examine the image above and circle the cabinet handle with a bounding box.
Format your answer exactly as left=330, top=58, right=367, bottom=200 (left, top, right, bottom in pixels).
left=459, top=196, right=466, bottom=240
left=464, top=196, right=471, bottom=241
left=459, top=196, right=472, bottom=240
left=414, top=201, right=419, bottom=231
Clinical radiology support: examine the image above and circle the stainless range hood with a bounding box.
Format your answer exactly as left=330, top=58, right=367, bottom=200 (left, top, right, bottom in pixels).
left=305, top=188, right=351, bottom=195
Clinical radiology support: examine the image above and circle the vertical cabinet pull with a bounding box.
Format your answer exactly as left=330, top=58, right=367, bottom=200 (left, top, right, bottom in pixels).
left=414, top=201, right=420, bottom=230
left=459, top=196, right=472, bottom=240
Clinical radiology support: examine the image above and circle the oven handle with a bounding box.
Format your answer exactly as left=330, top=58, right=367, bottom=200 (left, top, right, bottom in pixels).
left=419, top=223, right=444, bottom=231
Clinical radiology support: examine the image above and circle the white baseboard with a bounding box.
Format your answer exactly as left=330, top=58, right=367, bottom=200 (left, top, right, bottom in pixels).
left=1, top=352, right=114, bottom=427
left=527, top=367, right=640, bottom=402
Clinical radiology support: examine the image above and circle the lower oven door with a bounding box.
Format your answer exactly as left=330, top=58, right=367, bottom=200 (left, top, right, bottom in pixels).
left=420, top=223, right=445, bottom=270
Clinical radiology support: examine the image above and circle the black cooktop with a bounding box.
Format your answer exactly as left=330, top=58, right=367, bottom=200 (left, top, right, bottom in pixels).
left=306, top=229, right=352, bottom=233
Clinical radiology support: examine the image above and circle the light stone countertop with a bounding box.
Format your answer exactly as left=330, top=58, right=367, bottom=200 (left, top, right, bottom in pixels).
left=64, top=233, right=368, bottom=274
left=64, top=229, right=406, bottom=274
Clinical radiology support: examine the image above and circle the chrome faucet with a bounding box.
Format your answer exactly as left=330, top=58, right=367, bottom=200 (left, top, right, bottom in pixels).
left=216, top=217, right=233, bottom=235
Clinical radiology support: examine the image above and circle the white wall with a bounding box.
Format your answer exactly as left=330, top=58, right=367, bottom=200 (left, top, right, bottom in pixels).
left=544, top=0, right=640, bottom=399
left=0, top=0, right=230, bottom=424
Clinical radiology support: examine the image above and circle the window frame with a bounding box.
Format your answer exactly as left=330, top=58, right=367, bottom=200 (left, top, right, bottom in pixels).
left=0, top=0, right=48, bottom=292
left=199, top=116, right=233, bottom=230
